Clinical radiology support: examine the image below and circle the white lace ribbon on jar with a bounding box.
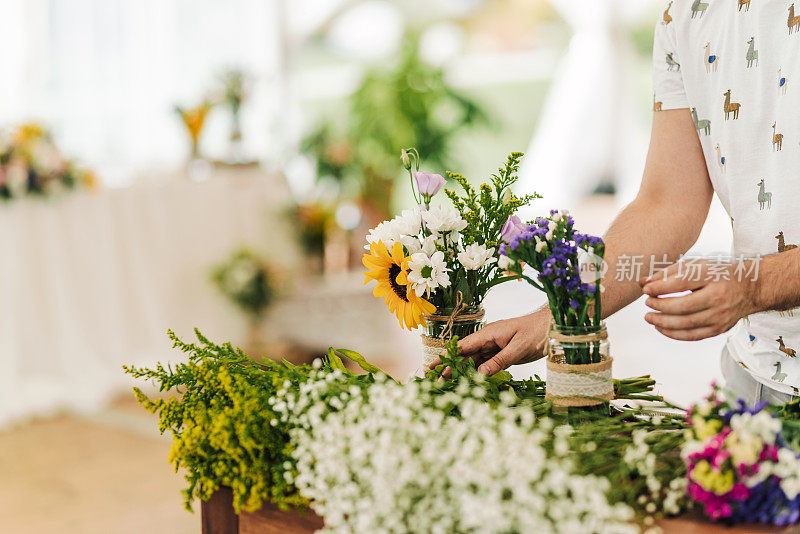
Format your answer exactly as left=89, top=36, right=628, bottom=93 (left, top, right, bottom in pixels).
left=544, top=327, right=614, bottom=407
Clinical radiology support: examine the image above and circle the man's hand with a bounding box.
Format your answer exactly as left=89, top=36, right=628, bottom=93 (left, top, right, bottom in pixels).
left=642, top=259, right=758, bottom=341
left=427, top=308, right=550, bottom=375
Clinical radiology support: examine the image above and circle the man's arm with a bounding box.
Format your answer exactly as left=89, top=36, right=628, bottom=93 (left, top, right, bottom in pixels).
left=453, top=109, right=713, bottom=375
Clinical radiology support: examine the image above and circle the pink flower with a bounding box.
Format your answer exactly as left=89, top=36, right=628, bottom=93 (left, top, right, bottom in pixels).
left=761, top=444, right=779, bottom=462
left=414, top=172, right=446, bottom=198
left=501, top=215, right=527, bottom=244
left=729, top=483, right=749, bottom=500
left=711, top=449, right=731, bottom=469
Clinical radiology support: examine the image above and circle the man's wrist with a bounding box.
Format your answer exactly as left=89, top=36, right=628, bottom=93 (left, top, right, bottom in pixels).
left=743, top=258, right=768, bottom=315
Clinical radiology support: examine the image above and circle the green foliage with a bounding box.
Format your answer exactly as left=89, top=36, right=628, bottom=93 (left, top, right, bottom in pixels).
left=429, top=152, right=539, bottom=309
left=349, top=37, right=487, bottom=174
left=445, top=152, right=538, bottom=251
left=211, top=248, right=276, bottom=318
left=302, top=35, right=488, bottom=214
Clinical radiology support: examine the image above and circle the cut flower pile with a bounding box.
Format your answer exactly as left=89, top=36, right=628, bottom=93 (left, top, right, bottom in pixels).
left=126, top=331, right=800, bottom=532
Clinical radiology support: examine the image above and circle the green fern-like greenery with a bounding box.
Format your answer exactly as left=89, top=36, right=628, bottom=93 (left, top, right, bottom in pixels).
left=435, top=152, right=540, bottom=308
left=124, top=330, right=387, bottom=513
left=124, top=330, right=303, bottom=512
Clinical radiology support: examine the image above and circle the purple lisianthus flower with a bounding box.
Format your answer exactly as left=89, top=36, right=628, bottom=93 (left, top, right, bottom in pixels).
left=414, top=172, right=446, bottom=198
left=501, top=215, right=527, bottom=245
left=569, top=299, right=579, bottom=310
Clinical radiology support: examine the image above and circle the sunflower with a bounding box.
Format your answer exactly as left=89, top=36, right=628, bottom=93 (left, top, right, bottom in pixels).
left=363, top=241, right=436, bottom=330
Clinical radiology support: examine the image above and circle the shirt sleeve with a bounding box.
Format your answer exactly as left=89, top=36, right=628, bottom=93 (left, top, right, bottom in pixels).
left=652, top=15, right=689, bottom=111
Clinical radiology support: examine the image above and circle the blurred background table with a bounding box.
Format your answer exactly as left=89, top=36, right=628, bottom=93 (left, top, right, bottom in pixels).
left=0, top=168, right=299, bottom=427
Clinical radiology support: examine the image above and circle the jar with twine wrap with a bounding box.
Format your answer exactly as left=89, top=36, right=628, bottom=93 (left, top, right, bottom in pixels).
left=544, top=322, right=612, bottom=409
left=420, top=292, right=485, bottom=368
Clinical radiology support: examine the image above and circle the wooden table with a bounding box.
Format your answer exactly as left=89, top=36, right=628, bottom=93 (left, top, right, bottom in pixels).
left=201, top=487, right=800, bottom=534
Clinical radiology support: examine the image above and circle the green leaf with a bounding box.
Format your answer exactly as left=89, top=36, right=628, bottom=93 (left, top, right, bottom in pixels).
left=487, top=370, right=513, bottom=386
left=326, top=347, right=350, bottom=374
left=456, top=275, right=473, bottom=306
left=336, top=348, right=384, bottom=375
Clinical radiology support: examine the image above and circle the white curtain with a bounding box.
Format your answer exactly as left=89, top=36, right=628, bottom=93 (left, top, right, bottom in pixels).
left=518, top=0, right=659, bottom=213
left=0, top=0, right=286, bottom=186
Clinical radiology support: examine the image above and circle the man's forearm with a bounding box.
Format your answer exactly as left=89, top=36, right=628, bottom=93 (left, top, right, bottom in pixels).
left=752, top=249, right=800, bottom=313
left=599, top=196, right=709, bottom=319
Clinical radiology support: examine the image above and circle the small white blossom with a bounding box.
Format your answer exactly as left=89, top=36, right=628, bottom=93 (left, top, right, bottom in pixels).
left=393, top=208, right=422, bottom=236
left=497, top=255, right=514, bottom=270
left=279, top=378, right=639, bottom=534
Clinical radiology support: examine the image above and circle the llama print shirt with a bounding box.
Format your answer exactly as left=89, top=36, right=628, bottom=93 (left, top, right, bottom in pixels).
left=653, top=0, right=800, bottom=395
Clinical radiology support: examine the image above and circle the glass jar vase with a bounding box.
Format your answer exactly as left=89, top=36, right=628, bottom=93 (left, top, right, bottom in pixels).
left=420, top=306, right=485, bottom=369
left=545, top=322, right=612, bottom=413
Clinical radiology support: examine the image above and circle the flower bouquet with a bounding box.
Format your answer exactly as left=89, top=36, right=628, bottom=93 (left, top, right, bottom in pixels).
left=362, top=149, right=537, bottom=367
left=0, top=123, right=97, bottom=202
left=500, top=211, right=611, bottom=416
left=220, top=69, right=245, bottom=151
left=682, top=386, right=800, bottom=526
left=211, top=247, right=277, bottom=353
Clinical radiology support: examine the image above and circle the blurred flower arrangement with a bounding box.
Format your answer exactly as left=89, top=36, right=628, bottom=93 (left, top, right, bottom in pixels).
left=126, top=329, right=800, bottom=530
left=211, top=247, right=276, bottom=319
left=302, top=37, right=488, bottom=220
left=362, top=150, right=536, bottom=333
left=219, top=69, right=245, bottom=149
left=0, top=123, right=97, bottom=202
left=291, top=202, right=335, bottom=260
left=683, top=386, right=800, bottom=525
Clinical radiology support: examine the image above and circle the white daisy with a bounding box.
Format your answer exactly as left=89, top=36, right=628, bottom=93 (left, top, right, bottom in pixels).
left=407, top=251, right=451, bottom=296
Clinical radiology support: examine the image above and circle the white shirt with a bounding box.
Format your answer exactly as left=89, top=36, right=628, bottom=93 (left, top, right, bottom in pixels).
left=653, top=0, right=800, bottom=395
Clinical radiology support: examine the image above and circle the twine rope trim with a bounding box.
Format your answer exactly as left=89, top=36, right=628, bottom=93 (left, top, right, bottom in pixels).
left=424, top=291, right=485, bottom=340
left=538, top=320, right=608, bottom=358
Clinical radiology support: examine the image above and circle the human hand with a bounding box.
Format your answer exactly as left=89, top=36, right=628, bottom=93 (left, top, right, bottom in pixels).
left=427, top=307, right=550, bottom=376
left=642, top=259, right=758, bottom=341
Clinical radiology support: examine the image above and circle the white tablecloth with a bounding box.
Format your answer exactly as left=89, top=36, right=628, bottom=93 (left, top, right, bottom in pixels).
left=0, top=170, right=299, bottom=427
